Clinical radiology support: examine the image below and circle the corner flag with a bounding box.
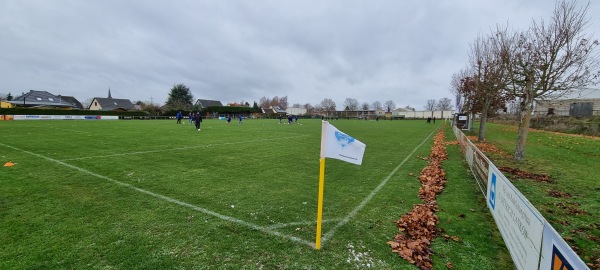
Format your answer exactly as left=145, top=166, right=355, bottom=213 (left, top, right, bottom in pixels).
left=320, top=121, right=366, bottom=165
left=315, top=121, right=366, bottom=249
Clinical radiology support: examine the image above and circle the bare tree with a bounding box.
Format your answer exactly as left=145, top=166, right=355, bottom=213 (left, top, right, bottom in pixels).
left=259, top=96, right=289, bottom=109
left=450, top=71, right=467, bottom=113
left=383, top=100, right=396, bottom=112
left=259, top=96, right=270, bottom=108
left=278, top=96, right=288, bottom=110
left=469, top=32, right=512, bottom=142
left=435, top=97, right=454, bottom=111
left=343, top=98, right=359, bottom=111
left=371, top=101, right=382, bottom=110
left=303, top=103, right=314, bottom=114
left=320, top=98, right=336, bottom=118
left=361, top=102, right=370, bottom=110
left=425, top=99, right=437, bottom=110
left=499, top=0, right=600, bottom=160
left=141, top=101, right=163, bottom=115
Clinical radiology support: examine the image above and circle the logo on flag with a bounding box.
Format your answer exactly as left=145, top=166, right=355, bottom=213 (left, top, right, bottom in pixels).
left=320, top=121, right=366, bottom=165
left=334, top=131, right=355, bottom=148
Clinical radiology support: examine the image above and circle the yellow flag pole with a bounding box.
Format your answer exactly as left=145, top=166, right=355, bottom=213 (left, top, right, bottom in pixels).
left=315, top=157, right=326, bottom=250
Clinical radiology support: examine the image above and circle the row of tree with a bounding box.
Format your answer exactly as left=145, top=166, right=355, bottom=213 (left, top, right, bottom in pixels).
left=451, top=0, right=600, bottom=160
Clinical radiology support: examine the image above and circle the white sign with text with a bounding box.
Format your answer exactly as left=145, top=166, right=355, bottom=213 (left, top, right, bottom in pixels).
left=487, top=164, right=545, bottom=270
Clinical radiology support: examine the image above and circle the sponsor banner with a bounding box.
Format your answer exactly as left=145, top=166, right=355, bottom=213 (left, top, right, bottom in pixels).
left=539, top=223, right=589, bottom=270
left=13, top=115, right=39, bottom=120
left=460, top=133, right=468, bottom=153
left=472, top=148, right=490, bottom=188
left=465, top=140, right=475, bottom=167
left=51, top=115, right=84, bottom=120
left=465, top=140, right=489, bottom=196
left=11, top=115, right=118, bottom=120
left=487, top=163, right=545, bottom=270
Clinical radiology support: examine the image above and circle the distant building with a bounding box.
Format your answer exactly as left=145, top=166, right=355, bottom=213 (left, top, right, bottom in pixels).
left=534, top=98, right=600, bottom=117
left=287, top=107, right=307, bottom=115
left=88, top=89, right=134, bottom=111
left=9, top=90, right=79, bottom=109
left=0, top=99, right=13, bottom=108
left=195, top=99, right=223, bottom=109
left=393, top=109, right=455, bottom=119
left=57, top=95, right=84, bottom=109
left=340, top=109, right=385, bottom=119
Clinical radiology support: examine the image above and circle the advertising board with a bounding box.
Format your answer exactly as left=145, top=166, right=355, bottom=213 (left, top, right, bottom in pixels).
left=539, top=224, right=589, bottom=270
left=487, top=164, right=545, bottom=270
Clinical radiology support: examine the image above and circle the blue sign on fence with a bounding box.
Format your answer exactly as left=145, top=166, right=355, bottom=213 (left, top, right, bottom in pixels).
left=488, top=173, right=496, bottom=210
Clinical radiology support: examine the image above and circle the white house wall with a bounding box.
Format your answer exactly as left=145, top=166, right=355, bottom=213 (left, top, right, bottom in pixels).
left=393, top=110, right=455, bottom=119
left=287, top=107, right=307, bottom=115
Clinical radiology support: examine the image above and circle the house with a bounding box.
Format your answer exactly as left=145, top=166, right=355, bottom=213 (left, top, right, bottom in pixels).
left=88, top=89, right=134, bottom=111
left=534, top=98, right=600, bottom=117
left=195, top=99, right=223, bottom=109
left=9, top=90, right=77, bottom=109
left=57, top=95, right=84, bottom=109
left=0, top=99, right=13, bottom=108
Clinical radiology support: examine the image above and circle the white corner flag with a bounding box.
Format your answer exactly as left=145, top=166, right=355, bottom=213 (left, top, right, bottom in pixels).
left=315, top=121, right=366, bottom=250
left=320, top=121, right=366, bottom=165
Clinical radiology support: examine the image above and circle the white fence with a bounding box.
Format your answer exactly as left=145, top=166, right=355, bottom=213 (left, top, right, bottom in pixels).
left=452, top=125, right=588, bottom=270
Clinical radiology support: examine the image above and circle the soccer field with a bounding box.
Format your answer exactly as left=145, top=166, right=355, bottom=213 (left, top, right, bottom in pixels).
left=0, top=118, right=504, bottom=269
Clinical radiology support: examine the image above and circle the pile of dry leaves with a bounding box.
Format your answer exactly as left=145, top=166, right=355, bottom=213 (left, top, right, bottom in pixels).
left=465, top=136, right=510, bottom=158
left=498, top=166, right=551, bottom=183
left=388, top=129, right=448, bottom=270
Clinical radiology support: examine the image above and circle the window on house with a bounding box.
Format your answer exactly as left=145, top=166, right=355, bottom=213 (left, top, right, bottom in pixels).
left=114, top=102, right=118, bottom=106
left=36, top=97, right=42, bottom=101
left=48, top=98, right=54, bottom=101
left=95, top=101, right=98, bottom=107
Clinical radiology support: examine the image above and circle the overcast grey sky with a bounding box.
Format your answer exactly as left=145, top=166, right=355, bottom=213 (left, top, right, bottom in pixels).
left=1, top=0, right=599, bottom=110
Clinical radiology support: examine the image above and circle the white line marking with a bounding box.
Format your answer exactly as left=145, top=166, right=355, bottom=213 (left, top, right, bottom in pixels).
left=62, top=134, right=311, bottom=161
left=320, top=128, right=438, bottom=246
left=267, top=219, right=340, bottom=229
left=0, top=142, right=315, bottom=248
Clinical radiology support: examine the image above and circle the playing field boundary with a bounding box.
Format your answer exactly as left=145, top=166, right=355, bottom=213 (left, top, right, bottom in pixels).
left=320, top=127, right=438, bottom=245
left=62, top=134, right=311, bottom=161
left=1, top=126, right=436, bottom=249
left=0, top=142, right=315, bottom=248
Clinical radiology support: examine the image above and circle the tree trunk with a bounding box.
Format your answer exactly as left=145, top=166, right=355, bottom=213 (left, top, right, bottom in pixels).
left=514, top=107, right=532, bottom=160
left=478, top=108, right=488, bottom=142
left=478, top=98, right=492, bottom=142
left=514, top=78, right=535, bottom=161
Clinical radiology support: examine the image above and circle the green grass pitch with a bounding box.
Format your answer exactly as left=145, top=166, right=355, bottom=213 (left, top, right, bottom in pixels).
left=0, top=118, right=508, bottom=269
